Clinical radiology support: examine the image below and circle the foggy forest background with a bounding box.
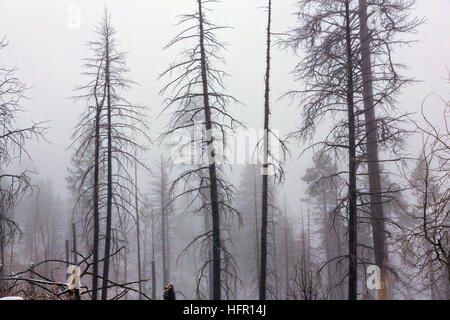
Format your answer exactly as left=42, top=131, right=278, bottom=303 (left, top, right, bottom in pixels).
left=0, top=0, right=448, bottom=300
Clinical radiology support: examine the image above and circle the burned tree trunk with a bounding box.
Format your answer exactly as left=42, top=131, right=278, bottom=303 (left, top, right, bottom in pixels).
left=283, top=200, right=290, bottom=299
left=253, top=167, right=261, bottom=292
left=344, top=0, right=358, bottom=300
left=72, top=223, right=78, bottom=266
left=92, top=79, right=103, bottom=300
left=160, top=157, right=168, bottom=286
left=357, top=0, right=390, bottom=299
left=260, top=0, right=272, bottom=301
left=160, top=0, right=241, bottom=301
left=101, top=21, right=113, bottom=299
left=135, top=157, right=143, bottom=300
left=197, top=0, right=222, bottom=300
left=151, top=204, right=156, bottom=300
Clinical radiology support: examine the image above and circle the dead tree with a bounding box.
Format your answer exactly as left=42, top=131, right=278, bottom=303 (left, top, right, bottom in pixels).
left=289, top=258, right=327, bottom=300
left=151, top=156, right=172, bottom=286
left=0, top=36, right=46, bottom=285
left=1, top=246, right=151, bottom=300
left=69, top=10, right=149, bottom=300
left=356, top=0, right=422, bottom=299
left=134, top=156, right=143, bottom=300
left=283, top=0, right=360, bottom=299
left=400, top=91, right=449, bottom=299
left=258, top=0, right=288, bottom=300
left=284, top=0, right=420, bottom=299
left=259, top=0, right=272, bottom=301
left=253, top=166, right=261, bottom=293
left=159, top=0, right=242, bottom=300
left=283, top=199, right=290, bottom=299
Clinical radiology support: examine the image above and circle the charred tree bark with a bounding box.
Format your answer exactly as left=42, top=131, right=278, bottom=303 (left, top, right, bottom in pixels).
left=151, top=260, right=156, bottom=300
left=203, top=206, right=214, bottom=300
left=270, top=203, right=279, bottom=299
left=123, top=247, right=128, bottom=300
left=101, top=22, right=113, bottom=299
left=357, top=0, right=390, bottom=300
left=322, top=189, right=333, bottom=292
left=260, top=0, right=272, bottom=301
left=92, top=85, right=102, bottom=300
left=135, top=157, right=143, bottom=300
left=284, top=200, right=290, bottom=299
left=198, top=0, right=222, bottom=300
left=72, top=223, right=78, bottom=266
left=151, top=205, right=156, bottom=300
left=345, top=0, right=358, bottom=301
left=253, top=167, right=261, bottom=292
left=0, top=220, right=4, bottom=290
left=161, top=158, right=168, bottom=286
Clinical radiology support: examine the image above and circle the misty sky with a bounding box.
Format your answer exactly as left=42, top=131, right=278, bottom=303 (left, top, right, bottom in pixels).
left=0, top=0, right=449, bottom=221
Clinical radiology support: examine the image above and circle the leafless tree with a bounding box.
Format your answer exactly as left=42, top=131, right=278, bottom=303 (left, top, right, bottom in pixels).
left=400, top=90, right=449, bottom=299
left=0, top=36, right=47, bottom=286
left=289, top=258, right=327, bottom=300
left=1, top=246, right=151, bottom=300
left=259, top=0, right=288, bottom=300
left=69, top=10, right=149, bottom=300
left=159, top=0, right=242, bottom=300
left=150, top=155, right=173, bottom=287
left=357, top=0, right=422, bottom=299
left=283, top=0, right=420, bottom=299
left=282, top=0, right=360, bottom=299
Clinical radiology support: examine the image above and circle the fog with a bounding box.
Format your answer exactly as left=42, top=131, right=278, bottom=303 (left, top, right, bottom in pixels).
left=0, top=0, right=448, bottom=300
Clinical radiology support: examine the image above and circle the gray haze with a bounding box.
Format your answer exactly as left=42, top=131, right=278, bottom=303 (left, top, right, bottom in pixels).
left=0, top=0, right=448, bottom=213
left=0, top=0, right=449, bottom=300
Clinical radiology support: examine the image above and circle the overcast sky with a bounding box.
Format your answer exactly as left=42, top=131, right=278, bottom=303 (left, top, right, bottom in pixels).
left=0, top=0, right=449, bottom=221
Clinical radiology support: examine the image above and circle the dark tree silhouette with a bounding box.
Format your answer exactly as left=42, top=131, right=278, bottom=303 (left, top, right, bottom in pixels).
left=159, top=0, right=242, bottom=300
left=0, top=36, right=47, bottom=286
left=283, top=0, right=421, bottom=299
left=69, top=10, right=149, bottom=300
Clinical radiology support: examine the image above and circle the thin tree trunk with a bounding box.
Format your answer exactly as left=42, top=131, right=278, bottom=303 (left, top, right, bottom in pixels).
left=32, top=196, right=38, bottom=264
left=260, top=0, right=272, bottom=301
left=161, top=157, right=168, bottom=286
left=135, top=157, right=143, bottom=300
left=253, top=167, right=261, bottom=293
left=0, top=219, right=4, bottom=290
left=271, top=203, right=279, bottom=299
left=198, top=0, right=221, bottom=300
left=284, top=199, right=290, bottom=299
left=9, top=239, right=14, bottom=275
left=142, top=216, right=148, bottom=294
left=204, top=206, right=213, bottom=300
left=123, top=248, right=128, bottom=299
left=446, top=265, right=450, bottom=300
left=345, top=0, right=358, bottom=300
left=151, top=260, right=156, bottom=300
left=92, top=86, right=102, bottom=300
left=166, top=203, right=171, bottom=284
left=151, top=205, right=156, bottom=300
left=357, top=0, right=390, bottom=300
left=101, top=24, right=113, bottom=299
left=65, top=239, right=70, bottom=268
left=306, top=203, right=311, bottom=272
left=72, top=223, right=78, bottom=265
left=323, top=189, right=333, bottom=294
